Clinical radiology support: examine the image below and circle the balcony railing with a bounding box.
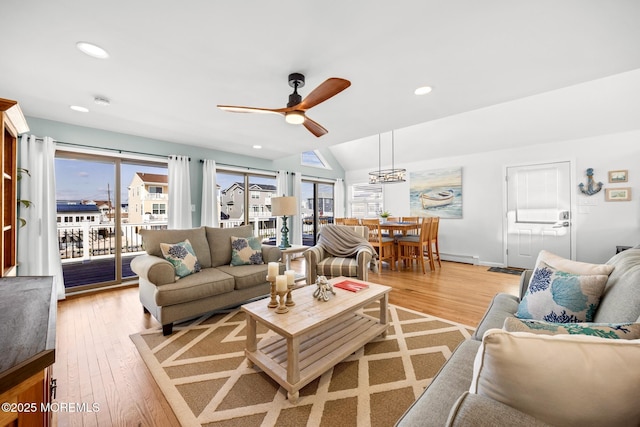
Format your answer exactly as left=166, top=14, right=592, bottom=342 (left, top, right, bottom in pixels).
left=58, top=217, right=332, bottom=261
left=57, top=222, right=166, bottom=261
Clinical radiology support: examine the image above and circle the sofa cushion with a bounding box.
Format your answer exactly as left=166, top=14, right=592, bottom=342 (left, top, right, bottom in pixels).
left=160, top=239, right=201, bottom=278
left=595, top=248, right=640, bottom=323
left=317, top=257, right=358, bottom=279
left=206, top=225, right=254, bottom=267
left=472, top=293, right=520, bottom=340
left=470, top=329, right=640, bottom=427
left=503, top=318, right=640, bottom=339
left=154, top=268, right=235, bottom=306
left=395, top=340, right=481, bottom=427
left=447, top=392, right=553, bottom=427
left=534, top=249, right=614, bottom=276
left=140, top=227, right=212, bottom=268
left=217, top=264, right=274, bottom=290
left=515, top=261, right=607, bottom=322
left=230, top=236, right=264, bottom=266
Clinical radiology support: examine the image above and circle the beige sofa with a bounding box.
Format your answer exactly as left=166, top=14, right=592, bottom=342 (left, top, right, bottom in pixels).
left=131, top=225, right=283, bottom=335
left=396, top=248, right=640, bottom=426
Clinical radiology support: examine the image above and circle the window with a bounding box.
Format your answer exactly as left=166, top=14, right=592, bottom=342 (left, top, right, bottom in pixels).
left=350, top=183, right=383, bottom=217
left=217, top=170, right=277, bottom=242
left=55, top=151, right=167, bottom=292
left=152, top=204, right=166, bottom=215
left=301, top=150, right=332, bottom=169
left=301, top=180, right=334, bottom=245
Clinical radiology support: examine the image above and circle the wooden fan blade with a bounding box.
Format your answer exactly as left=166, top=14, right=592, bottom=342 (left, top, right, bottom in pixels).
left=303, top=116, right=328, bottom=137
left=217, top=105, right=284, bottom=115
left=298, top=78, right=351, bottom=110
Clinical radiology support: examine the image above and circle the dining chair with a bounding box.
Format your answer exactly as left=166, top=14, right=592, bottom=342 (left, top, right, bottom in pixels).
left=428, top=216, right=442, bottom=267
left=361, top=218, right=395, bottom=270
left=401, top=216, right=420, bottom=235
left=385, top=216, right=400, bottom=222
left=397, top=217, right=434, bottom=274
left=335, top=217, right=346, bottom=225
left=342, top=218, right=360, bottom=226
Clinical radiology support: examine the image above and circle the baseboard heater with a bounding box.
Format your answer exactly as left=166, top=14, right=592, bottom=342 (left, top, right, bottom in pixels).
left=441, top=253, right=480, bottom=265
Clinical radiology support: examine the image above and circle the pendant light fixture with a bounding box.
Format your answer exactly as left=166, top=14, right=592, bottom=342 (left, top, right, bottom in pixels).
left=368, top=130, right=406, bottom=184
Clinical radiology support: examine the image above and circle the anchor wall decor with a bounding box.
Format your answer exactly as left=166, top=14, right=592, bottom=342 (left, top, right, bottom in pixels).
left=579, top=168, right=603, bottom=196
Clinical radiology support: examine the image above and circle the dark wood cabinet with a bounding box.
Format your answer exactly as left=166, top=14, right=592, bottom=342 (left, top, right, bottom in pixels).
left=0, top=277, right=56, bottom=427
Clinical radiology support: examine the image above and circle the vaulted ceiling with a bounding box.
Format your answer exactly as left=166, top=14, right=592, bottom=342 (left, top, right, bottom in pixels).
left=2, top=1, right=640, bottom=166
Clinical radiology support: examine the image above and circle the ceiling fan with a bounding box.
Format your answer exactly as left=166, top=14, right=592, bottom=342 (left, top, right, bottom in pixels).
left=217, top=73, right=351, bottom=137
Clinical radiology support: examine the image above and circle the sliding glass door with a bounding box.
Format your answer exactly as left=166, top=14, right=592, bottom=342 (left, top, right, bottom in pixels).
left=301, top=180, right=334, bottom=245
left=217, top=170, right=277, bottom=243
left=55, top=151, right=167, bottom=292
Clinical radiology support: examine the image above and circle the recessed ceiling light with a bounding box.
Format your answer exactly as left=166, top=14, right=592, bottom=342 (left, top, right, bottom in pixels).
left=76, top=41, right=110, bottom=59
left=70, top=105, right=89, bottom=113
left=252, top=145, right=262, bottom=149
left=414, top=86, right=433, bottom=95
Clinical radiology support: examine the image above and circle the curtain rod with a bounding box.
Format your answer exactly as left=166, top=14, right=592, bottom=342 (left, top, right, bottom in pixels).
left=200, top=159, right=278, bottom=175
left=34, top=137, right=168, bottom=160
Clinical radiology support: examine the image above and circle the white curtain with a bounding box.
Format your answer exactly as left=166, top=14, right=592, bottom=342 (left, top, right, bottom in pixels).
left=275, top=170, right=288, bottom=244
left=168, top=155, right=192, bottom=229
left=292, top=172, right=303, bottom=245
left=334, top=178, right=346, bottom=218
left=18, top=135, right=65, bottom=300
left=200, top=159, right=218, bottom=227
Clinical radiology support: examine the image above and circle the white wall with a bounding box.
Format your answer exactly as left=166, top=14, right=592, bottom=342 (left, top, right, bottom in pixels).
left=346, top=130, right=640, bottom=266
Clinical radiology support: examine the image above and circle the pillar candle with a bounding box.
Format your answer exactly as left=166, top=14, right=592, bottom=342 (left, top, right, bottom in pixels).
left=285, top=270, right=295, bottom=286
left=268, top=262, right=279, bottom=278
left=275, top=275, right=288, bottom=292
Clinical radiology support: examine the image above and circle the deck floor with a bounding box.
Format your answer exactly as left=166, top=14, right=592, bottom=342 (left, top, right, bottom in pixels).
left=62, top=256, right=137, bottom=288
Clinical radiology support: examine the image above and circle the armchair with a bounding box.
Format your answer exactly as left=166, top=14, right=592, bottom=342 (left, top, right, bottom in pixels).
left=304, top=224, right=377, bottom=283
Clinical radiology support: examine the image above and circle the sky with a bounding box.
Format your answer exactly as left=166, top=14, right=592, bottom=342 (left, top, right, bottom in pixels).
left=55, top=158, right=166, bottom=203
left=54, top=151, right=328, bottom=203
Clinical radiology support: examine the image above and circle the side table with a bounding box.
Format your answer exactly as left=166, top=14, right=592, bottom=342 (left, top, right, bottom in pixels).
left=280, top=244, right=310, bottom=282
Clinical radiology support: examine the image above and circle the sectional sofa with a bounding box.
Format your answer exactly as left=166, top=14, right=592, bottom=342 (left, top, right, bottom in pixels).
left=396, top=247, right=640, bottom=426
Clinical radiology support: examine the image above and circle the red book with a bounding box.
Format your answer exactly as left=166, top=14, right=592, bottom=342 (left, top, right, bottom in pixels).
left=334, top=280, right=370, bottom=292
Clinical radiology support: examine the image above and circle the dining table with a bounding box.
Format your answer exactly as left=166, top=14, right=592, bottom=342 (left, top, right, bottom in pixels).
left=379, top=221, right=422, bottom=270
left=379, top=221, right=421, bottom=236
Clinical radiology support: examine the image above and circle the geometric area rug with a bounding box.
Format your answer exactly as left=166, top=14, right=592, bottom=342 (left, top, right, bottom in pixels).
left=130, top=303, right=474, bottom=427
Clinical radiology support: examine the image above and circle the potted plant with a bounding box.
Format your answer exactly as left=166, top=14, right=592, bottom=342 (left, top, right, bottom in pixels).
left=17, top=167, right=32, bottom=227
left=379, top=210, right=391, bottom=220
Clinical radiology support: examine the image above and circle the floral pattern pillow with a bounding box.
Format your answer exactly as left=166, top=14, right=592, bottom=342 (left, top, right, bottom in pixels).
left=515, top=261, right=607, bottom=323
left=160, top=239, right=201, bottom=278
left=504, top=318, right=640, bottom=339
left=230, top=236, right=263, bottom=266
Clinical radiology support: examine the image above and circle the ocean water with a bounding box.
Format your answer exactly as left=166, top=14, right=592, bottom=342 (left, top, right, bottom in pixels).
left=409, top=186, right=463, bottom=219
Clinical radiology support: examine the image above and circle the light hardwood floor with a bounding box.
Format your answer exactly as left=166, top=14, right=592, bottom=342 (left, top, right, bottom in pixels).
left=53, top=259, right=521, bottom=426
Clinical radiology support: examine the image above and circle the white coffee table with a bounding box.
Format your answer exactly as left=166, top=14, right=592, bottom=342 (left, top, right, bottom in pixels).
left=241, top=277, right=390, bottom=402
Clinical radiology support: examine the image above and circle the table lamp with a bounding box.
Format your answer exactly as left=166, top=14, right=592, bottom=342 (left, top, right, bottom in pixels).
left=272, top=196, right=297, bottom=248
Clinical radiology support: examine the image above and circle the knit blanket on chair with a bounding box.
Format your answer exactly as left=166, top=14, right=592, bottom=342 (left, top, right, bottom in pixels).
left=317, top=225, right=379, bottom=273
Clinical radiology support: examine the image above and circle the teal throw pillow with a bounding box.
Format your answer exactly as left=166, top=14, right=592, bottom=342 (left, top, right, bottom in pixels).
left=515, top=261, right=607, bottom=323
left=230, top=236, right=263, bottom=266
left=160, top=239, right=201, bottom=278
left=504, top=318, right=640, bottom=339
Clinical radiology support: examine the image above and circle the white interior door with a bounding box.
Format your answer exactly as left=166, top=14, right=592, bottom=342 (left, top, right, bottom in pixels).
left=506, top=161, right=572, bottom=268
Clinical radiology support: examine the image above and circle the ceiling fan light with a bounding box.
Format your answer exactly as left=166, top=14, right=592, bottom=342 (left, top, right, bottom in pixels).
left=285, top=111, right=305, bottom=125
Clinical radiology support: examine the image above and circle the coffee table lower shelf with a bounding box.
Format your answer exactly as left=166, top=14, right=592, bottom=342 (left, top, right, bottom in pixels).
left=245, top=312, right=387, bottom=402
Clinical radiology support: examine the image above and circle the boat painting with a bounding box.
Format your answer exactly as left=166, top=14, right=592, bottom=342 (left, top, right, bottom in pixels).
left=419, top=190, right=455, bottom=208
left=410, top=167, right=462, bottom=218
